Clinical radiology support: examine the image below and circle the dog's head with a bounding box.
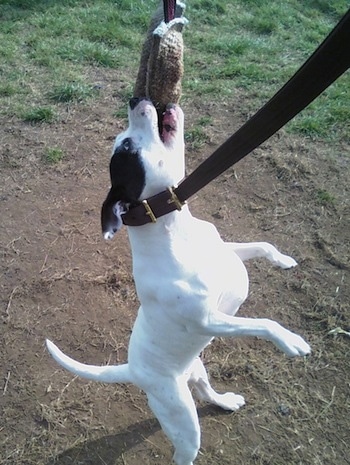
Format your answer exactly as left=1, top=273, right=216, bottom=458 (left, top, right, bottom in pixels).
left=101, top=98, right=185, bottom=240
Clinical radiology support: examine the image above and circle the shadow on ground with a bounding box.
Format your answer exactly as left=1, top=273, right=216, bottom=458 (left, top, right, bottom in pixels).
left=45, top=406, right=227, bottom=465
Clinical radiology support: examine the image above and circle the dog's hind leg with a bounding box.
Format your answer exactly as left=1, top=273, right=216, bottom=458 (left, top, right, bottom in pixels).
left=227, top=242, right=297, bottom=269
left=146, top=377, right=200, bottom=465
left=187, top=357, right=245, bottom=411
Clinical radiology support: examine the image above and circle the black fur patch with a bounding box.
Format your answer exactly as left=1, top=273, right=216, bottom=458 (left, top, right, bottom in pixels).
left=109, top=138, right=145, bottom=204
left=101, top=137, right=146, bottom=235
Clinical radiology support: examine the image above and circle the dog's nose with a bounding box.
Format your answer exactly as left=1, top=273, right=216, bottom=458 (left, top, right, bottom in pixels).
left=129, top=97, right=152, bottom=110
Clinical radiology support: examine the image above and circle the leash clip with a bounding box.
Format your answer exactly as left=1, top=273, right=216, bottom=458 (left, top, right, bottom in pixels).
left=142, top=200, right=157, bottom=223
left=167, top=186, right=186, bottom=211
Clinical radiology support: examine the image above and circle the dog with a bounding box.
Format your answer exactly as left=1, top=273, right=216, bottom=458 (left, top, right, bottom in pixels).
left=46, top=97, right=311, bottom=465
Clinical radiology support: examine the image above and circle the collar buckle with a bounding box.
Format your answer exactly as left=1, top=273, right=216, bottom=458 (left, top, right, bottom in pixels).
left=142, top=199, right=157, bottom=223
left=167, top=185, right=186, bottom=211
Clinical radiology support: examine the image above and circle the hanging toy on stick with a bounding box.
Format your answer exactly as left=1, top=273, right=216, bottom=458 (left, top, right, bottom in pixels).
left=134, top=1, right=187, bottom=117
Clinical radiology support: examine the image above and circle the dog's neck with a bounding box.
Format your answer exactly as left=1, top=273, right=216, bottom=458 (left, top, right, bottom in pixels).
left=126, top=204, right=192, bottom=254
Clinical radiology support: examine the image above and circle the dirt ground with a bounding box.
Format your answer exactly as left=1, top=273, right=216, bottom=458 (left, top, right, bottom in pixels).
left=1, top=69, right=349, bottom=465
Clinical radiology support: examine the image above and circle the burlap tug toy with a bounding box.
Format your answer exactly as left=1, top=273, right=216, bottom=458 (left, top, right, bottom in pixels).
left=134, top=1, right=187, bottom=117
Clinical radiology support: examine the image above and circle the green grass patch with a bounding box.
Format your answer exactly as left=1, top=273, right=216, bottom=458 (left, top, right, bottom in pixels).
left=287, top=81, right=350, bottom=140
left=0, top=84, right=17, bottom=97
left=21, top=106, right=56, bottom=123
left=316, top=189, right=336, bottom=205
left=184, top=0, right=349, bottom=140
left=113, top=106, right=128, bottom=120
left=43, top=147, right=65, bottom=164
left=198, top=116, right=213, bottom=127
left=48, top=82, right=96, bottom=103
left=0, top=0, right=153, bottom=117
left=185, top=126, right=210, bottom=151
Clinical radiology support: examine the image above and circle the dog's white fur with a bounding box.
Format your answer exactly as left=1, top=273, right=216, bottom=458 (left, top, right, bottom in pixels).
left=46, top=99, right=310, bottom=465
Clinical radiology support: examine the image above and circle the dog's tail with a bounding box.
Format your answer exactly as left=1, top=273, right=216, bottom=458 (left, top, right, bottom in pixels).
left=46, top=339, right=132, bottom=384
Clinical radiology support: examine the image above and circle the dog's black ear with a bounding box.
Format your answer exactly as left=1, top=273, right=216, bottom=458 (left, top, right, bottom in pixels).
left=110, top=139, right=146, bottom=201
left=101, top=137, right=146, bottom=239
left=101, top=189, right=128, bottom=240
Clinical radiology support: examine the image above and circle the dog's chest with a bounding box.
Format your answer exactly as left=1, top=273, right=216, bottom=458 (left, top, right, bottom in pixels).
left=130, top=216, right=249, bottom=315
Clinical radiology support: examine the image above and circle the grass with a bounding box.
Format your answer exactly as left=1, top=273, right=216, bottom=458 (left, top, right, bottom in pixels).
left=0, top=83, right=17, bottom=97
left=288, top=84, right=350, bottom=139
left=48, top=82, right=96, bottom=103
left=114, top=106, right=128, bottom=120
left=21, top=106, right=56, bottom=123
left=316, top=189, right=336, bottom=205
left=184, top=0, right=349, bottom=140
left=43, top=147, right=65, bottom=164
left=185, top=126, right=210, bottom=151
left=0, top=0, right=349, bottom=142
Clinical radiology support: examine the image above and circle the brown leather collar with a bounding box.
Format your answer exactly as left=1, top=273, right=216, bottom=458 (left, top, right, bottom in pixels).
left=122, top=186, right=185, bottom=226
left=122, top=9, right=350, bottom=227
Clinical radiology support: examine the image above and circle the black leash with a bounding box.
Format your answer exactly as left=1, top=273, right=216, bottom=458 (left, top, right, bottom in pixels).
left=122, top=8, right=350, bottom=227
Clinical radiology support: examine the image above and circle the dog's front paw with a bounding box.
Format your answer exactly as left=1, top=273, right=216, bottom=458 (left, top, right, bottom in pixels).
left=216, top=393, right=245, bottom=411
left=272, top=253, right=297, bottom=269
left=277, top=330, right=311, bottom=357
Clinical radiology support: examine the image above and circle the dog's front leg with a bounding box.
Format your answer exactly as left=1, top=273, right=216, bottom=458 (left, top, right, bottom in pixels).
left=228, top=242, right=297, bottom=269
left=188, top=313, right=310, bottom=357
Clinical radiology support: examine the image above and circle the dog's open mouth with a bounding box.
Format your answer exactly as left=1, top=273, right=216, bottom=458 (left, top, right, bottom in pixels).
left=163, top=123, right=175, bottom=133
left=161, top=104, right=177, bottom=143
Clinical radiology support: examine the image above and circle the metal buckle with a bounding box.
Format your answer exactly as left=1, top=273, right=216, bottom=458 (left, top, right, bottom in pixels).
left=142, top=200, right=157, bottom=223
left=167, top=186, right=186, bottom=211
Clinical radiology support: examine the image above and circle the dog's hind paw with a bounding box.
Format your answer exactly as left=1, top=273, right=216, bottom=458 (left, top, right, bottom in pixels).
left=216, top=393, right=245, bottom=411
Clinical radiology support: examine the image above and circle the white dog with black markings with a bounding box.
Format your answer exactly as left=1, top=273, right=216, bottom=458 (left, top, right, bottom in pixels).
left=46, top=97, right=310, bottom=465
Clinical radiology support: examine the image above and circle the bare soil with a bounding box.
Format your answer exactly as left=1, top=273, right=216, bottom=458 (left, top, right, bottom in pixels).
left=1, top=71, right=349, bottom=465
